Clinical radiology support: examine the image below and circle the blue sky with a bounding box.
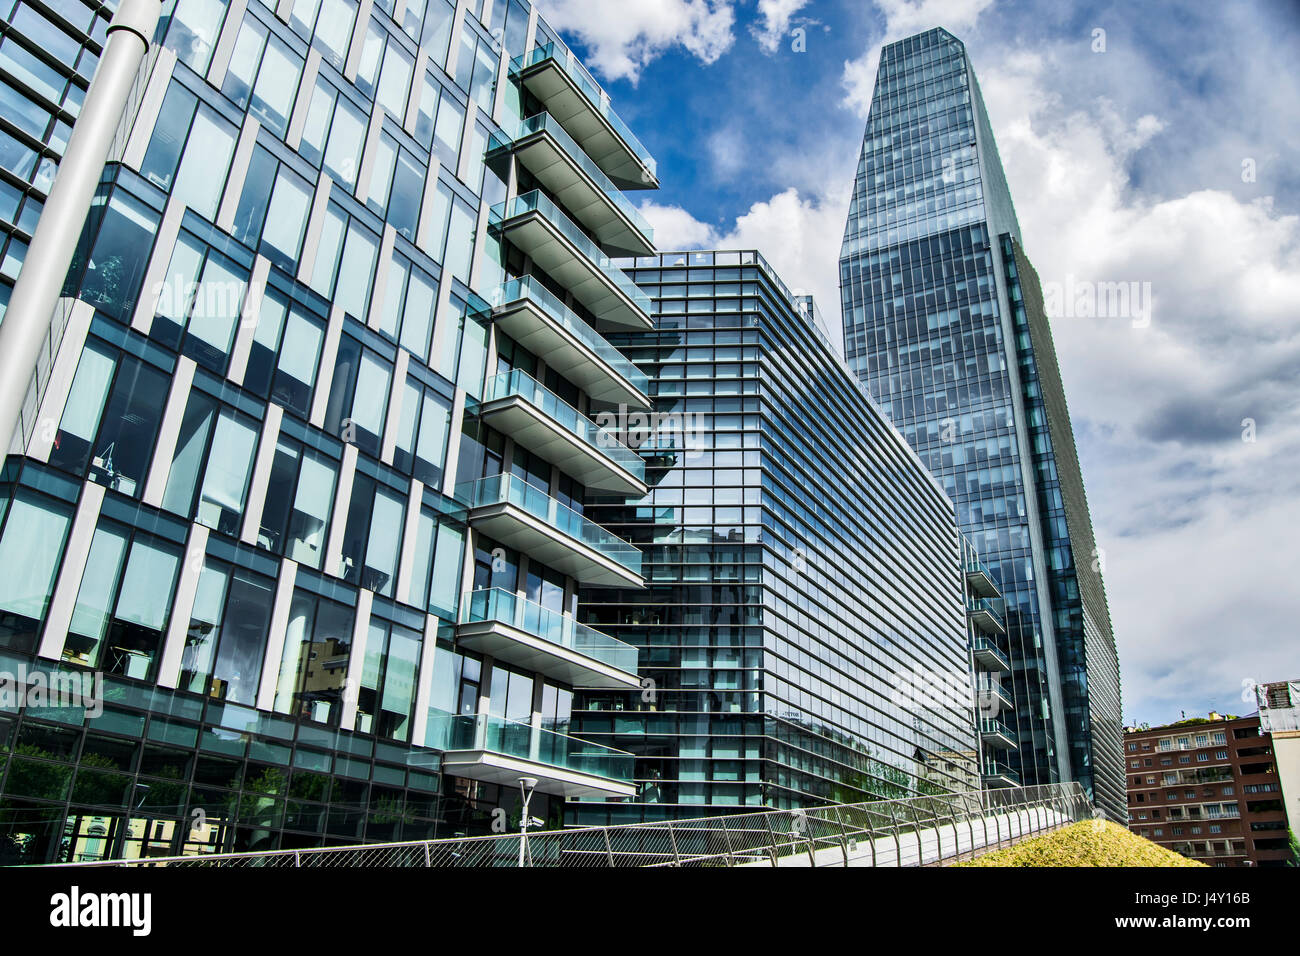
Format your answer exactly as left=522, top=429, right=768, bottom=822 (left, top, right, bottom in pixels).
left=535, top=0, right=1300, bottom=725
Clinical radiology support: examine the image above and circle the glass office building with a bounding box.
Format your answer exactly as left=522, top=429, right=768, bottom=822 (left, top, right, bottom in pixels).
left=838, top=27, right=1124, bottom=819
left=569, top=249, right=980, bottom=825
left=0, top=0, right=659, bottom=861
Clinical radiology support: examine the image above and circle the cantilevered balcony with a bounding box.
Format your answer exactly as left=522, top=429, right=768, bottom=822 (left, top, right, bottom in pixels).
left=982, top=760, right=1020, bottom=788
left=971, top=636, right=1011, bottom=672
left=484, top=277, right=649, bottom=409
left=509, top=43, right=659, bottom=190
left=976, top=674, right=1014, bottom=713
left=427, top=710, right=636, bottom=798
left=968, top=596, right=1006, bottom=635
left=489, top=191, right=653, bottom=330
left=979, top=717, right=1018, bottom=751
left=964, top=555, right=1000, bottom=598
left=456, top=474, right=643, bottom=588
left=477, top=370, right=647, bottom=497
left=456, top=588, right=639, bottom=690
left=488, top=114, right=655, bottom=256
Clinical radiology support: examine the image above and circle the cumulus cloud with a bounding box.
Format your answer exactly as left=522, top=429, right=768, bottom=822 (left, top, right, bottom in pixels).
left=752, top=0, right=811, bottom=53
left=640, top=185, right=851, bottom=324
left=534, top=0, right=735, bottom=82
left=972, top=33, right=1300, bottom=721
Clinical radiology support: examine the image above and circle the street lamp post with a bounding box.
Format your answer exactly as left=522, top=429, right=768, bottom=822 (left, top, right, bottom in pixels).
left=518, top=776, right=538, bottom=867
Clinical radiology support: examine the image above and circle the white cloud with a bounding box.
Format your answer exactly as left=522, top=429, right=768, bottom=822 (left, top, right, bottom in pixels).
left=533, top=0, right=735, bottom=82
left=752, top=0, right=811, bottom=53
left=842, top=0, right=995, bottom=116
left=641, top=185, right=851, bottom=332
left=972, top=40, right=1300, bottom=721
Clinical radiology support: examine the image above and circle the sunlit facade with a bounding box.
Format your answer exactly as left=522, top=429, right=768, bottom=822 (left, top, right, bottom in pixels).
left=0, top=0, right=656, bottom=861
left=838, top=27, right=1123, bottom=819
left=570, top=250, right=980, bottom=825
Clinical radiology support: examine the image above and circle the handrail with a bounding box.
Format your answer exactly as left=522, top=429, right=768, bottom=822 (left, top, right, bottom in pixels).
left=50, top=782, right=1091, bottom=868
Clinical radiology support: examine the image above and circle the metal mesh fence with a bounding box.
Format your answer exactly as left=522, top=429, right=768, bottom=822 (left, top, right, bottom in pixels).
left=52, top=782, right=1090, bottom=868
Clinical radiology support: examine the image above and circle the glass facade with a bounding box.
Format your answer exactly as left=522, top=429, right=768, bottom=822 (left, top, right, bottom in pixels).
left=838, top=27, right=1124, bottom=819
left=569, top=249, right=979, bottom=825
left=0, top=0, right=654, bottom=861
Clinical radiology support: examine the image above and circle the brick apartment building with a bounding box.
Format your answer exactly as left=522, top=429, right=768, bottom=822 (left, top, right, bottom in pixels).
left=1124, top=713, right=1293, bottom=867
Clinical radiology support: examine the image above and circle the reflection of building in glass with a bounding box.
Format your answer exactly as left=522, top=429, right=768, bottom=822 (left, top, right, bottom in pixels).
left=571, top=250, right=979, bottom=824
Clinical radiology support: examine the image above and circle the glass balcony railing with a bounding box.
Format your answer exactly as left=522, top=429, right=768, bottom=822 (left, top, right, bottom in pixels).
left=509, top=43, right=658, bottom=180
left=972, top=636, right=1010, bottom=670
left=426, top=710, right=635, bottom=783
left=486, top=277, right=649, bottom=394
left=977, top=676, right=1014, bottom=710
left=982, top=760, right=1020, bottom=785
left=460, top=587, right=639, bottom=675
left=980, top=717, right=1017, bottom=743
left=482, top=369, right=645, bottom=482
left=489, top=190, right=653, bottom=317
left=489, top=114, right=654, bottom=241
left=968, top=596, right=1006, bottom=631
left=456, top=473, right=642, bottom=576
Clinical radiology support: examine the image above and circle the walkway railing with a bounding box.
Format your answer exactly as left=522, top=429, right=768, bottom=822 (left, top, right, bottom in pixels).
left=51, top=783, right=1090, bottom=868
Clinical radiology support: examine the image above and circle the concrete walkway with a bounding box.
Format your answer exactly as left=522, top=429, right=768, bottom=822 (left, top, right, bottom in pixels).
left=736, top=806, right=1074, bottom=867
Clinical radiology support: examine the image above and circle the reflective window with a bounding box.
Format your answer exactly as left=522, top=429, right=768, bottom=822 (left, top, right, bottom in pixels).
left=178, top=558, right=274, bottom=705
left=290, top=0, right=357, bottom=69
left=163, top=0, right=230, bottom=73
left=414, top=73, right=464, bottom=163
left=221, top=17, right=302, bottom=137
left=67, top=189, right=160, bottom=322
left=418, top=0, right=455, bottom=67
left=244, top=287, right=325, bottom=420
left=232, top=147, right=314, bottom=271
left=338, top=474, right=404, bottom=596
left=393, top=377, right=449, bottom=486
left=354, top=619, right=421, bottom=740
left=274, top=589, right=355, bottom=724
left=356, top=19, right=414, bottom=120
left=151, top=231, right=249, bottom=372
left=310, top=204, right=377, bottom=322
left=258, top=436, right=337, bottom=568
left=162, top=391, right=260, bottom=537
left=50, top=340, right=170, bottom=497
left=0, top=487, right=74, bottom=652
left=455, top=25, right=498, bottom=112
left=377, top=253, right=436, bottom=359
left=143, top=95, right=237, bottom=217
left=407, top=507, right=459, bottom=615
left=323, top=334, right=390, bottom=453
left=62, top=521, right=182, bottom=679
left=301, top=78, right=366, bottom=188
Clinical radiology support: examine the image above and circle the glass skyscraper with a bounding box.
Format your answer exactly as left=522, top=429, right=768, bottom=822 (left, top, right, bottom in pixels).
left=838, top=27, right=1124, bottom=819
left=570, top=249, right=980, bottom=825
left=0, top=0, right=662, bottom=861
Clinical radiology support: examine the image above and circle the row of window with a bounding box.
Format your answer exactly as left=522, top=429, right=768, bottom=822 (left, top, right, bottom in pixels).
left=0, top=464, right=464, bottom=741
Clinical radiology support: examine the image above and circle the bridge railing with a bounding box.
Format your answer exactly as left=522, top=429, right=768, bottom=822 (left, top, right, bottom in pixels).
left=51, top=782, right=1091, bottom=868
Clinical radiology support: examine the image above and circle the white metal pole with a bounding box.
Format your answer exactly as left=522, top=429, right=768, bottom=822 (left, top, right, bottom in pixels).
left=0, top=0, right=162, bottom=457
